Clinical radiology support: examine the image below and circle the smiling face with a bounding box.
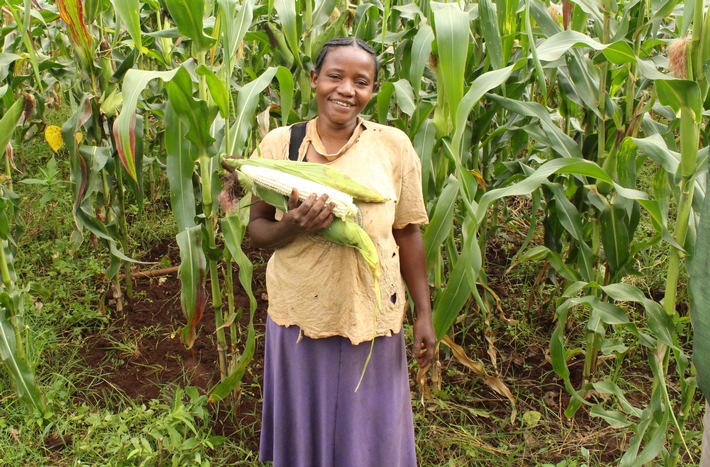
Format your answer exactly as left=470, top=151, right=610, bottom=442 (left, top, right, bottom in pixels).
left=310, top=45, right=377, bottom=131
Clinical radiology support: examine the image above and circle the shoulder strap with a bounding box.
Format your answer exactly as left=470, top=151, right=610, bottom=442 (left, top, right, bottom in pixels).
left=288, top=122, right=308, bottom=161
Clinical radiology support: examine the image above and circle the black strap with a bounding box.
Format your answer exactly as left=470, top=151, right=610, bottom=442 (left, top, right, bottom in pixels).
left=288, top=122, right=308, bottom=161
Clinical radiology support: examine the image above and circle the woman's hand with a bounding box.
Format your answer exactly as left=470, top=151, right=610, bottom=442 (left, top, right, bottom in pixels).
left=248, top=190, right=335, bottom=249
left=412, top=314, right=436, bottom=368
left=283, top=189, right=336, bottom=234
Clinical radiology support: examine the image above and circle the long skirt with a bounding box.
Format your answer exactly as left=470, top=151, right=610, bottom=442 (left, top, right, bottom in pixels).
left=259, top=316, right=417, bottom=467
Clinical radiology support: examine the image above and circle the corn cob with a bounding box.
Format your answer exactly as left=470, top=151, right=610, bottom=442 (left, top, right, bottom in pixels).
left=223, top=157, right=390, bottom=203
left=238, top=164, right=360, bottom=220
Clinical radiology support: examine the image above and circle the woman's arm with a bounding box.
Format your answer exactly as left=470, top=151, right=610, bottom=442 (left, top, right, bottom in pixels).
left=393, top=223, right=436, bottom=367
left=248, top=190, right=336, bottom=249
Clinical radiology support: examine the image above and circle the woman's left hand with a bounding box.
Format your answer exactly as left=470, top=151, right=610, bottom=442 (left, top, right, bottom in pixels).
left=393, top=224, right=438, bottom=368
left=412, top=316, right=436, bottom=368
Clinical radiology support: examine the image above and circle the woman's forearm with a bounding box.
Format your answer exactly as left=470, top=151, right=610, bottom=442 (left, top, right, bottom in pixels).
left=393, top=224, right=431, bottom=317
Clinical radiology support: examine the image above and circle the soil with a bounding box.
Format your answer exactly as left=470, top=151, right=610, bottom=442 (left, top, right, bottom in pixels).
left=74, top=238, right=270, bottom=449
left=71, top=232, right=656, bottom=465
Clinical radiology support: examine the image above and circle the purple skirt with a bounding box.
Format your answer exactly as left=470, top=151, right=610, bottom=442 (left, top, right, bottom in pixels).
left=259, top=316, right=417, bottom=467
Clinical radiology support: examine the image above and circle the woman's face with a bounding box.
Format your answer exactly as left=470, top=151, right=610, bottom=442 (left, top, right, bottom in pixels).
left=310, top=45, right=376, bottom=129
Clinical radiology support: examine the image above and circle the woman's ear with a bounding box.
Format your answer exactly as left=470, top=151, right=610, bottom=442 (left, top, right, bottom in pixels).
left=310, top=69, right=318, bottom=89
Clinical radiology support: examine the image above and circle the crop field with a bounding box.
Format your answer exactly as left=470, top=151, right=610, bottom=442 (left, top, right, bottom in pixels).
left=1, top=0, right=709, bottom=465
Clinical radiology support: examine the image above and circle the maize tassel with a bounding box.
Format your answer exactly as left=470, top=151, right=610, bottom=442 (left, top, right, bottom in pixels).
left=238, top=164, right=360, bottom=220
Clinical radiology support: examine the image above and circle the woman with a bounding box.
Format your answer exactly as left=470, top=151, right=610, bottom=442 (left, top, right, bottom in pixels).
left=249, top=37, right=436, bottom=467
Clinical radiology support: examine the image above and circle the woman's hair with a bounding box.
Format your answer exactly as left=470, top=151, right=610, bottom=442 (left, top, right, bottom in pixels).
left=313, top=37, right=379, bottom=83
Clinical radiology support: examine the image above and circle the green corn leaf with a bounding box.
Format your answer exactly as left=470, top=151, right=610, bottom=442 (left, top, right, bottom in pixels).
left=221, top=214, right=257, bottom=314
left=423, top=176, right=458, bottom=268
left=592, top=380, right=643, bottom=416
left=551, top=301, right=588, bottom=412
left=0, top=302, right=46, bottom=416
left=164, top=0, right=214, bottom=53
left=210, top=212, right=258, bottom=402
left=209, top=318, right=255, bottom=401
left=453, top=66, right=514, bottom=159
left=655, top=80, right=703, bottom=123
left=460, top=215, right=483, bottom=313
left=165, top=103, right=198, bottom=233
left=274, top=0, right=300, bottom=65
left=590, top=406, right=634, bottom=428
left=275, top=66, right=295, bottom=128
left=0, top=53, right=21, bottom=87
left=0, top=96, right=25, bottom=153
left=393, top=79, right=415, bottom=117
left=525, top=0, right=547, bottom=103
left=312, top=0, right=339, bottom=30
left=600, top=204, right=631, bottom=280
left=111, top=0, right=142, bottom=51
left=486, top=95, right=582, bottom=158
left=413, top=119, right=437, bottom=197
left=566, top=52, right=602, bottom=118
left=432, top=248, right=473, bottom=340
left=164, top=66, right=216, bottom=151
left=113, top=68, right=180, bottom=183
left=376, top=81, right=395, bottom=123
left=478, top=0, right=504, bottom=70
left=431, top=2, right=469, bottom=126
left=218, top=0, right=254, bottom=77
left=312, top=8, right=354, bottom=61
left=409, top=25, right=434, bottom=97
left=535, top=30, right=635, bottom=64
left=228, top=67, right=280, bottom=157
left=196, top=65, right=229, bottom=118
left=512, top=246, right=582, bottom=282
left=690, top=175, right=710, bottom=399
left=177, top=226, right=207, bottom=349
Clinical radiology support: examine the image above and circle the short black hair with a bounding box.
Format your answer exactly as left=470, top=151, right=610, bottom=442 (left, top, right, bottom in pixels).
left=313, top=37, right=379, bottom=83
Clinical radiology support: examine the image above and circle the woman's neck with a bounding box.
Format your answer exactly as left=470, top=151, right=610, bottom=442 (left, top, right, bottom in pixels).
left=315, top=117, right=357, bottom=153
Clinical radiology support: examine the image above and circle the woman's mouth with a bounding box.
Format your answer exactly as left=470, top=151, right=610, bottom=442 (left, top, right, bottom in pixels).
left=330, top=99, right=352, bottom=108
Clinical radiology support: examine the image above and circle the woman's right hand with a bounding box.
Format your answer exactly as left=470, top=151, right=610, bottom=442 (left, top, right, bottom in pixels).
left=283, top=189, right=336, bottom=235
left=248, top=190, right=335, bottom=249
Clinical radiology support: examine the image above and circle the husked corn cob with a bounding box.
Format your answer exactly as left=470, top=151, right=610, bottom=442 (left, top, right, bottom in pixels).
left=239, top=164, right=359, bottom=220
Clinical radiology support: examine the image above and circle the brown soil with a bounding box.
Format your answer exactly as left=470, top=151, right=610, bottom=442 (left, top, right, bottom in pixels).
left=77, top=238, right=271, bottom=453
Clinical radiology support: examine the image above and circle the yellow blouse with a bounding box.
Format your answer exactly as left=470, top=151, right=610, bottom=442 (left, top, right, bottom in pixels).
left=253, top=118, right=428, bottom=345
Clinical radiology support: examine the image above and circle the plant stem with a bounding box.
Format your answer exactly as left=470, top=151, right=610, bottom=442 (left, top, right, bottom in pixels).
left=114, top=160, right=133, bottom=299
left=196, top=50, right=228, bottom=379
left=0, top=241, right=13, bottom=287
left=663, top=107, right=698, bottom=316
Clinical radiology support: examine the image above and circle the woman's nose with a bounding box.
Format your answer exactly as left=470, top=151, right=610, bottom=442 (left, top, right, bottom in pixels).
left=338, top=80, right=355, bottom=95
